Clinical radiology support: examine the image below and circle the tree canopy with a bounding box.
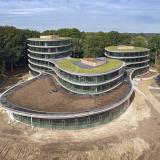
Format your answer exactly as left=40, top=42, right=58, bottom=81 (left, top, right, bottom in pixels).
left=0, top=26, right=160, bottom=75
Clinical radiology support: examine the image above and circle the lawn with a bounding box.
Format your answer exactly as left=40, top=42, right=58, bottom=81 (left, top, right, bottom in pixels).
left=106, top=46, right=149, bottom=52
left=56, top=58, right=123, bottom=74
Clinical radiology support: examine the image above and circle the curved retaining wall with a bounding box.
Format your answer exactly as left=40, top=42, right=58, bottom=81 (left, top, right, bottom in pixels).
left=0, top=65, right=149, bottom=130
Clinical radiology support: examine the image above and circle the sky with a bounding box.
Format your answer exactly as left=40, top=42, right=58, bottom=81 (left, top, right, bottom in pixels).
left=0, top=0, right=160, bottom=33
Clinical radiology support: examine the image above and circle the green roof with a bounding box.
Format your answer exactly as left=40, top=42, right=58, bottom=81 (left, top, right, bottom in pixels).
left=105, top=46, right=149, bottom=53
left=56, top=58, right=123, bottom=74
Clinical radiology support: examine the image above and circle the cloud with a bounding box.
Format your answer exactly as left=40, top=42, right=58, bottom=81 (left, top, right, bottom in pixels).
left=0, top=8, right=58, bottom=15
left=0, top=0, right=160, bottom=32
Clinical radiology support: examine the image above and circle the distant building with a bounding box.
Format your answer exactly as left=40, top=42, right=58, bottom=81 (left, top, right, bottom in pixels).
left=105, top=45, right=150, bottom=71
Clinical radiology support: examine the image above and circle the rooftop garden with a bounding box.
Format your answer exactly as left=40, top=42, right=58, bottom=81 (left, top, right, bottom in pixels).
left=105, top=46, right=149, bottom=52
left=56, top=58, right=123, bottom=74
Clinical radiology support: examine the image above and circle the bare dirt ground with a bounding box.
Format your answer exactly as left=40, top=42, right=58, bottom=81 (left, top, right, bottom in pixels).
left=0, top=70, right=160, bottom=160
left=7, top=75, right=130, bottom=112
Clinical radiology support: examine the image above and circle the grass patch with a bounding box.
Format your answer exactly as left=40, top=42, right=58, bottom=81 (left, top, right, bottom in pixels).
left=106, top=46, right=149, bottom=52
left=56, top=58, right=123, bottom=74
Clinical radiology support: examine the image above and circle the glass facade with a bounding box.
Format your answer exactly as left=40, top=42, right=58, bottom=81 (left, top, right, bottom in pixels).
left=106, top=50, right=149, bottom=69
left=12, top=96, right=130, bottom=129
left=28, top=39, right=71, bottom=46
left=28, top=55, right=125, bottom=94
left=2, top=62, right=150, bottom=130
left=107, top=51, right=149, bottom=57
left=126, top=62, right=149, bottom=69
left=28, top=45, right=71, bottom=53
left=28, top=38, right=72, bottom=77
left=58, top=75, right=124, bottom=94
left=56, top=67, right=124, bottom=84
left=28, top=51, right=71, bottom=59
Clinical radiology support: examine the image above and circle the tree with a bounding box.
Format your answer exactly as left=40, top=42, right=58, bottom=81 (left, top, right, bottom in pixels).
left=155, top=55, right=160, bottom=73
left=0, top=51, right=5, bottom=75
left=56, top=28, right=83, bottom=57
left=0, top=26, right=39, bottom=75
left=148, top=35, right=160, bottom=64
left=83, top=32, right=108, bottom=58
left=107, top=31, right=120, bottom=45
left=41, top=30, right=56, bottom=35
left=132, top=36, right=147, bottom=47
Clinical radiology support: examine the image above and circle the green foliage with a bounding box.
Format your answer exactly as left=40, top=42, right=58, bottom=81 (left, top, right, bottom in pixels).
left=106, top=46, right=149, bottom=52
left=42, top=28, right=83, bottom=58
left=132, top=36, right=147, bottom=47
left=56, top=28, right=83, bottom=57
left=155, top=55, right=160, bottom=73
left=82, top=32, right=108, bottom=58
left=148, top=36, right=160, bottom=63
left=57, top=58, right=123, bottom=74
left=1, top=26, right=160, bottom=75
left=0, top=26, right=39, bottom=75
left=41, top=30, right=56, bottom=35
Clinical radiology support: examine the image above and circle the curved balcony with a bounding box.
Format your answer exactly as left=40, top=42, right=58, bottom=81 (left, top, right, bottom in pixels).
left=126, top=59, right=150, bottom=65
left=27, top=43, right=72, bottom=48
left=28, top=49, right=71, bottom=55
left=105, top=52, right=149, bottom=59
left=57, top=76, right=124, bottom=95
left=28, top=58, right=125, bottom=87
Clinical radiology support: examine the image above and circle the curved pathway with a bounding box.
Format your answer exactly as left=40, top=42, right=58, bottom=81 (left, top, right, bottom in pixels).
left=134, top=78, right=160, bottom=113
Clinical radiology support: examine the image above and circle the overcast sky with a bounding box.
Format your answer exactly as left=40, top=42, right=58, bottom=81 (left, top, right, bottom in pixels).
left=0, top=0, right=159, bottom=33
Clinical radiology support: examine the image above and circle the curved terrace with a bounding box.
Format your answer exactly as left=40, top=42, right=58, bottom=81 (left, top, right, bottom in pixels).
left=56, top=58, right=123, bottom=75
left=5, top=74, right=131, bottom=113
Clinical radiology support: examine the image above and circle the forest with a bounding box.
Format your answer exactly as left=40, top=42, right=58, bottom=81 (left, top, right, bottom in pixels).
left=0, top=26, right=160, bottom=75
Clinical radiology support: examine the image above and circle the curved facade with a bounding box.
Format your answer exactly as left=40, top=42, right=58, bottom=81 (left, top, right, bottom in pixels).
left=28, top=35, right=126, bottom=95
left=0, top=39, right=151, bottom=130
left=54, top=58, right=125, bottom=95
left=105, top=46, right=150, bottom=70
left=28, top=35, right=72, bottom=77
left=0, top=73, right=134, bottom=130
left=0, top=65, right=147, bottom=130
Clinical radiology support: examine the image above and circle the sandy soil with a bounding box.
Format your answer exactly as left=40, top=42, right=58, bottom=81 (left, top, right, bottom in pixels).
left=136, top=71, right=156, bottom=78
left=0, top=70, right=160, bottom=159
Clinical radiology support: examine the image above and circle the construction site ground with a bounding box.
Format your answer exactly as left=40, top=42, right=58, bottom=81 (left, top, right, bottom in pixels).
left=0, top=69, right=160, bottom=160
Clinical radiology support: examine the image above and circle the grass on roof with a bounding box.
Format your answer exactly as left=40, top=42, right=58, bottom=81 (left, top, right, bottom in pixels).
left=56, top=58, right=123, bottom=74
left=106, top=46, right=149, bottom=52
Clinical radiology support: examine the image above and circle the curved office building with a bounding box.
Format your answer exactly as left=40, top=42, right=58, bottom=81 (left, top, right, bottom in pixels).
left=0, top=37, right=150, bottom=130
left=28, top=35, right=126, bottom=95
left=55, top=58, right=125, bottom=95
left=105, top=45, right=150, bottom=72
left=28, top=35, right=72, bottom=77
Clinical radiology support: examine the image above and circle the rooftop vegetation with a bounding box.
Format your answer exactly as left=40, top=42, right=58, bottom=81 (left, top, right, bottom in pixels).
left=56, top=58, right=123, bottom=74
left=106, top=46, right=149, bottom=53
